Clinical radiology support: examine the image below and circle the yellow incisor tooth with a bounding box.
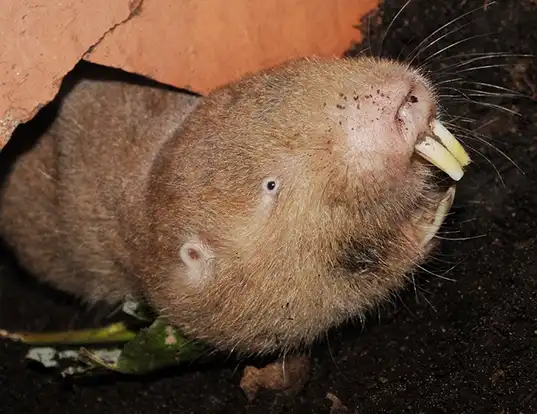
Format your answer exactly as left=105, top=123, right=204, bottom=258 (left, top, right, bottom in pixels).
left=419, top=186, right=456, bottom=248
left=431, top=119, right=471, bottom=167
left=415, top=136, right=465, bottom=181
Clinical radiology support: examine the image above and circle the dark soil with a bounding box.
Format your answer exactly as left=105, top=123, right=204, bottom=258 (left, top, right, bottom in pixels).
left=2, top=0, right=537, bottom=412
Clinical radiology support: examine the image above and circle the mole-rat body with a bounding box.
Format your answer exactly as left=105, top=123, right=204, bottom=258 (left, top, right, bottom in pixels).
left=0, top=57, right=469, bottom=355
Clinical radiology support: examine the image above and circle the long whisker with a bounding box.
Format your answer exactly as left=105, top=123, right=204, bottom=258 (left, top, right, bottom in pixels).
left=467, top=81, right=531, bottom=96
left=444, top=98, right=522, bottom=117
left=420, top=32, right=499, bottom=66
left=444, top=119, right=525, bottom=176
left=454, top=138, right=506, bottom=186
left=426, top=52, right=535, bottom=66
left=434, top=234, right=487, bottom=241
left=439, top=88, right=523, bottom=99
left=379, top=0, right=414, bottom=58
left=438, top=81, right=528, bottom=99
left=410, top=20, right=478, bottom=66
left=433, top=77, right=465, bottom=87
left=464, top=131, right=524, bottom=174
left=434, top=228, right=465, bottom=235
left=443, top=63, right=514, bottom=74
left=445, top=116, right=478, bottom=125
left=467, top=116, right=501, bottom=133
left=407, top=1, right=496, bottom=65
left=437, top=94, right=464, bottom=99
left=416, top=289, right=438, bottom=313
left=416, top=264, right=456, bottom=282
left=437, top=86, right=472, bottom=100
left=447, top=119, right=508, bottom=147
left=438, top=259, right=467, bottom=277
left=431, top=54, right=535, bottom=75
left=475, top=101, right=522, bottom=117
left=396, top=34, right=420, bottom=61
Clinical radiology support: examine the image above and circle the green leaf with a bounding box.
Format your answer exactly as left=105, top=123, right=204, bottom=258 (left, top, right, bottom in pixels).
left=1, top=298, right=211, bottom=376
left=114, top=318, right=207, bottom=374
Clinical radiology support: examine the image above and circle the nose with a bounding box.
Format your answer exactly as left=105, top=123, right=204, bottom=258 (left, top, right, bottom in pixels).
left=388, top=79, right=471, bottom=181
left=332, top=73, right=470, bottom=181
left=394, top=79, right=435, bottom=147
left=334, top=76, right=434, bottom=157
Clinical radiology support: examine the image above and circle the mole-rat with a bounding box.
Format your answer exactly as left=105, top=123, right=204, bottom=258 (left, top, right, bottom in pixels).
left=0, top=56, right=470, bottom=356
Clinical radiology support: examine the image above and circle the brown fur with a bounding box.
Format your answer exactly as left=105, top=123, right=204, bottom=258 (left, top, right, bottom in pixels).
left=0, top=56, right=454, bottom=356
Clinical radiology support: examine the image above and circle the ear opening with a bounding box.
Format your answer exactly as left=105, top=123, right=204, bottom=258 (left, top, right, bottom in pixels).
left=179, top=239, right=215, bottom=286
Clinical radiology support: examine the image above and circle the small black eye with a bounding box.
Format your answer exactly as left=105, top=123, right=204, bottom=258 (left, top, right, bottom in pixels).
left=262, top=178, right=280, bottom=195
left=266, top=180, right=277, bottom=191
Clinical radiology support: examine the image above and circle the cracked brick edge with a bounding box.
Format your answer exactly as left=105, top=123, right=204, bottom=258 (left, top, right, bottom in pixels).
left=0, top=0, right=145, bottom=149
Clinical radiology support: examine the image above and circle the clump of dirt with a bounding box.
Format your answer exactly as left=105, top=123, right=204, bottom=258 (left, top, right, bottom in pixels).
left=1, top=1, right=537, bottom=413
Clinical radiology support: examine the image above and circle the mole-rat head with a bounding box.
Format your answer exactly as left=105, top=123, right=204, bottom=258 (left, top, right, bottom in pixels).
left=144, top=56, right=470, bottom=356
